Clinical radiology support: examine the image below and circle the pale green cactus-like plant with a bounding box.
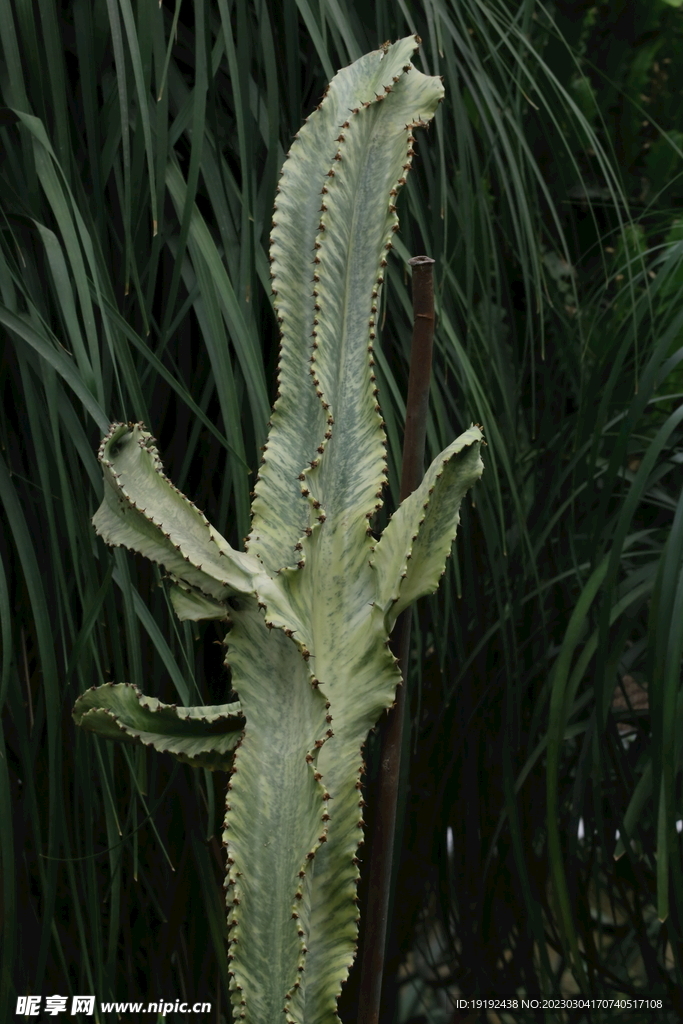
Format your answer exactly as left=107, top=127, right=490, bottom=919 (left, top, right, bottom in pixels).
left=73, top=36, right=484, bottom=1023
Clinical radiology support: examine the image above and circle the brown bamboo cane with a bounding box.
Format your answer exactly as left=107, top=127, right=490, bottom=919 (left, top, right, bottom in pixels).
left=357, top=255, right=436, bottom=1023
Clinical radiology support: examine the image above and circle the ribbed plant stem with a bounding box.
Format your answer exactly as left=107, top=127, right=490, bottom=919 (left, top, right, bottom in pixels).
left=357, top=255, right=436, bottom=1024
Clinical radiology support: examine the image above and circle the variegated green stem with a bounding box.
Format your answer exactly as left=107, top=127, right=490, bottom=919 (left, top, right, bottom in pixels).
left=74, top=36, right=486, bottom=1024
left=222, top=600, right=330, bottom=1021
left=259, top=61, right=449, bottom=1019
left=246, top=36, right=427, bottom=576
left=358, top=253, right=437, bottom=1023
left=73, top=682, right=243, bottom=771
left=77, top=414, right=482, bottom=1022
left=91, top=421, right=267, bottom=606
left=239, top=47, right=450, bottom=1017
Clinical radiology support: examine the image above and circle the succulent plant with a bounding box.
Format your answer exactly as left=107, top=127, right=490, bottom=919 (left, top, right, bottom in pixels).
left=73, top=35, right=484, bottom=1023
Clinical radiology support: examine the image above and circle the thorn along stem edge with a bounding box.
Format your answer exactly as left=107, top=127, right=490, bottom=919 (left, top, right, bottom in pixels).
left=357, top=255, right=437, bottom=1023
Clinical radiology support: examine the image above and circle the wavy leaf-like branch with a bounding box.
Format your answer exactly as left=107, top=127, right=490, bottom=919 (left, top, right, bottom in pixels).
left=75, top=36, right=484, bottom=1024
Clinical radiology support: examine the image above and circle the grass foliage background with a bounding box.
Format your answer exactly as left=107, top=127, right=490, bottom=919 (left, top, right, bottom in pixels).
left=2, top=0, right=683, bottom=1020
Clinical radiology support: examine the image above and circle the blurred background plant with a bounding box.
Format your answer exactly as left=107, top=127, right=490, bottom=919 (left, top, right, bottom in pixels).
left=2, top=0, right=683, bottom=1021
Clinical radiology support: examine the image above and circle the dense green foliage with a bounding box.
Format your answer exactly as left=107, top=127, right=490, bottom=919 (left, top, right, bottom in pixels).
left=2, top=0, right=683, bottom=1021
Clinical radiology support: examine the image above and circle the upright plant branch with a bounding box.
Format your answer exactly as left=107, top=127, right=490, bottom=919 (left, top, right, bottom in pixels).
left=72, top=41, right=483, bottom=1023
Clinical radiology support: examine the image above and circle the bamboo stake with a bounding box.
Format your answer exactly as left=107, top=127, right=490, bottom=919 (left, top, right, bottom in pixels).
left=357, top=255, right=436, bottom=1023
